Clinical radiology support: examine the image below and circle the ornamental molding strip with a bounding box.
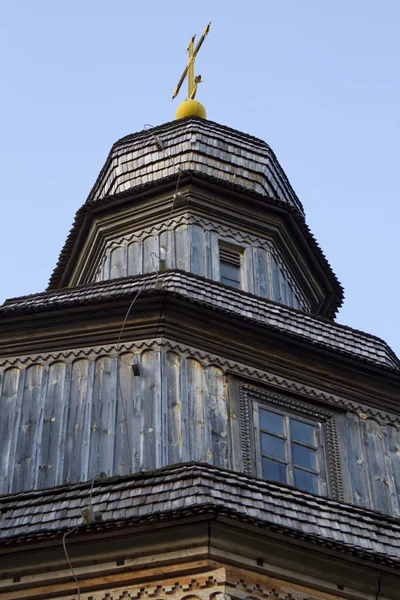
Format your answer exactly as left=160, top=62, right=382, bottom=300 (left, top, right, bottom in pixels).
left=0, top=339, right=399, bottom=427
left=17, top=565, right=349, bottom=600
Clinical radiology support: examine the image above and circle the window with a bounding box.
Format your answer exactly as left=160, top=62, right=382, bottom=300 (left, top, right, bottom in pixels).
left=219, top=243, right=242, bottom=289
left=237, top=384, right=343, bottom=500
left=259, top=407, right=324, bottom=494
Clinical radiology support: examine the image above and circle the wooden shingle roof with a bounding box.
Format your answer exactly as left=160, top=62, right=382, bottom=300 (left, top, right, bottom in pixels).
left=1, top=463, right=399, bottom=567
left=2, top=271, right=398, bottom=371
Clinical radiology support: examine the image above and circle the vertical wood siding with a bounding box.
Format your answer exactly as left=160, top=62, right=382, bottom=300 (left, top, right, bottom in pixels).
left=95, top=223, right=308, bottom=311
left=0, top=349, right=228, bottom=494
left=1, top=351, right=399, bottom=518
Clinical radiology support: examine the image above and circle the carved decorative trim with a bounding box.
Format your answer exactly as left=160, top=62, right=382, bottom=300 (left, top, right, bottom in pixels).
left=239, top=386, right=252, bottom=475
left=240, top=384, right=344, bottom=502
left=325, top=417, right=344, bottom=501
left=52, top=568, right=341, bottom=600
left=1, top=338, right=399, bottom=427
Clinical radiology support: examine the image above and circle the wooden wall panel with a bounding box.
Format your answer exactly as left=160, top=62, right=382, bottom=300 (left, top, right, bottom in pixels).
left=383, top=425, right=400, bottom=516
left=37, top=362, right=66, bottom=489
left=143, top=236, right=159, bottom=274
left=191, top=224, right=206, bottom=276
left=63, top=358, right=91, bottom=483
left=127, top=240, right=143, bottom=276
left=110, top=246, right=127, bottom=279
left=361, top=419, right=392, bottom=515
left=204, top=365, right=228, bottom=469
left=344, top=412, right=371, bottom=509
left=0, top=368, right=21, bottom=494
left=166, top=351, right=183, bottom=465
left=140, top=350, right=158, bottom=470
left=88, top=357, right=116, bottom=478
left=187, top=358, right=206, bottom=462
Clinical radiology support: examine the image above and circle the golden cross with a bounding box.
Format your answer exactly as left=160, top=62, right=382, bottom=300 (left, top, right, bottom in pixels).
left=172, top=22, right=211, bottom=101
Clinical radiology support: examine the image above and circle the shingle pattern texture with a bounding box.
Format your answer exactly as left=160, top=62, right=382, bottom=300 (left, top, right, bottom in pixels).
left=1, top=463, right=399, bottom=566
left=86, top=117, right=304, bottom=214
left=2, top=271, right=398, bottom=371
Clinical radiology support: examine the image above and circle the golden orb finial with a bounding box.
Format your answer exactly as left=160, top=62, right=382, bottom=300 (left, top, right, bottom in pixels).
left=172, top=22, right=211, bottom=120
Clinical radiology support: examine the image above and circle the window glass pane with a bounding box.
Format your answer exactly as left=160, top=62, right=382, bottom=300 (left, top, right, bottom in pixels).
left=262, top=457, right=287, bottom=484
left=220, top=262, right=240, bottom=282
left=292, top=443, right=317, bottom=470
left=261, top=433, right=286, bottom=459
left=290, top=419, right=316, bottom=446
left=293, top=468, right=319, bottom=493
left=220, top=276, right=240, bottom=289
left=259, top=409, right=284, bottom=435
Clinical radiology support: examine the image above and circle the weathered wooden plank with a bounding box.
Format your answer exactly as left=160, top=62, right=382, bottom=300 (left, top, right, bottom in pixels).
left=210, top=231, right=219, bottom=282
left=361, top=419, right=392, bottom=515
left=278, top=266, right=288, bottom=306
left=256, top=247, right=269, bottom=299
left=110, top=246, right=127, bottom=279
left=11, top=364, right=40, bottom=492
left=127, top=240, right=143, bottom=276
left=0, top=368, right=21, bottom=494
left=383, top=425, right=400, bottom=516
left=270, top=253, right=281, bottom=303
left=204, top=230, right=213, bottom=279
left=88, top=356, right=115, bottom=478
left=166, top=351, right=182, bottom=465
left=174, top=225, right=189, bottom=271
left=101, top=249, right=111, bottom=280
left=63, top=359, right=91, bottom=484
left=244, top=247, right=254, bottom=294
left=37, top=362, right=66, bottom=489
left=190, top=224, right=205, bottom=276
left=143, top=235, right=159, bottom=274
left=154, top=349, right=162, bottom=468
left=114, top=352, right=134, bottom=475
left=204, top=365, right=228, bottom=468
left=345, top=412, right=371, bottom=508
left=140, top=350, right=157, bottom=470
left=187, top=358, right=206, bottom=462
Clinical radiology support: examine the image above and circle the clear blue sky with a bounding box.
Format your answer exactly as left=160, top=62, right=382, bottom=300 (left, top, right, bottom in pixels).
left=0, top=1, right=399, bottom=356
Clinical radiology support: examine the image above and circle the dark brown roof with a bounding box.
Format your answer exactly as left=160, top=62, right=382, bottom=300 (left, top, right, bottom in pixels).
left=2, top=271, right=398, bottom=371
left=1, top=463, right=399, bottom=567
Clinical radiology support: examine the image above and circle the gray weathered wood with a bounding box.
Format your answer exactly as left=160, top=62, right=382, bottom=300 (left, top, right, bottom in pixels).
left=110, top=246, right=126, bottom=279
left=38, top=362, right=66, bottom=489
left=190, top=224, right=205, bottom=276
left=63, top=359, right=91, bottom=483
left=187, top=357, right=205, bottom=462
left=0, top=368, right=21, bottom=493
left=166, top=351, right=182, bottom=465
left=88, top=356, right=115, bottom=478
left=345, top=412, right=371, bottom=509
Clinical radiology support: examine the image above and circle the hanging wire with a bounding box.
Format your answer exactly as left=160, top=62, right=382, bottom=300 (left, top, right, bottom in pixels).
left=62, top=526, right=81, bottom=600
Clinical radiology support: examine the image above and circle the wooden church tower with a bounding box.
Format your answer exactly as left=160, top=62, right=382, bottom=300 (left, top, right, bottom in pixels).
left=1, top=25, right=400, bottom=600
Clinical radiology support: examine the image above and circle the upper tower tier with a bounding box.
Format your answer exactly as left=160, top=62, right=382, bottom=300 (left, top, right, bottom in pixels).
left=48, top=117, right=343, bottom=318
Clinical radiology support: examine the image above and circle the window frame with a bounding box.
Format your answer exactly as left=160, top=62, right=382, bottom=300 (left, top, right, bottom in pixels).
left=238, top=384, right=344, bottom=501
left=254, top=403, right=328, bottom=496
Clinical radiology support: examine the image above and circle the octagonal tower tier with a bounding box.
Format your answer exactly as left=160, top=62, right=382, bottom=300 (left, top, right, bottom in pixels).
left=48, top=117, right=343, bottom=319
